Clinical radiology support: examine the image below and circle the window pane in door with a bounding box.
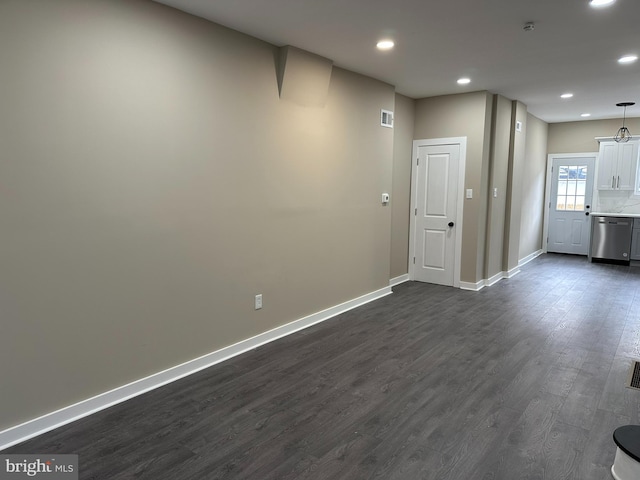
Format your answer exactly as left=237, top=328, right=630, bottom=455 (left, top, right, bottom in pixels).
left=568, top=166, right=578, bottom=180
left=559, top=167, right=568, bottom=180
left=556, top=164, right=587, bottom=212
left=558, top=180, right=568, bottom=195
left=578, top=166, right=587, bottom=179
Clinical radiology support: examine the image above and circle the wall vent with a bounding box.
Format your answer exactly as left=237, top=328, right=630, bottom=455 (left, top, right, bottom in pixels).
left=381, top=109, right=394, bottom=128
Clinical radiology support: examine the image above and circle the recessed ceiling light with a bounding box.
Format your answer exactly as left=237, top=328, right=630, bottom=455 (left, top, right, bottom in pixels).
left=618, top=55, right=638, bottom=64
left=589, top=0, right=616, bottom=7
left=561, top=93, right=574, bottom=99
left=581, top=113, right=591, bottom=117
left=457, top=77, right=471, bottom=85
left=376, top=40, right=394, bottom=50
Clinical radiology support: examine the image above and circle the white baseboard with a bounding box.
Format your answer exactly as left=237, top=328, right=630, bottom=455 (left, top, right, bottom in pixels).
left=505, top=266, right=521, bottom=278
left=519, top=249, right=543, bottom=267
left=461, top=267, right=521, bottom=291
left=0, top=285, right=392, bottom=451
left=389, top=274, right=409, bottom=287
left=485, top=272, right=504, bottom=287
left=459, top=280, right=485, bottom=291
left=459, top=256, right=535, bottom=292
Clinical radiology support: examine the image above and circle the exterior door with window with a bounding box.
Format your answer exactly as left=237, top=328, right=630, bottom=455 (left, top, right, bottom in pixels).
left=548, top=156, right=595, bottom=255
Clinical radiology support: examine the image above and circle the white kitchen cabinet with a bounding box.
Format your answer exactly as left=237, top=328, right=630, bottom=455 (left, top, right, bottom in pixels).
left=596, top=139, right=639, bottom=190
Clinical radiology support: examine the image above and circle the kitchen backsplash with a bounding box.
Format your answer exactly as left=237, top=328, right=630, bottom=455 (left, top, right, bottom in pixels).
left=595, top=190, right=640, bottom=214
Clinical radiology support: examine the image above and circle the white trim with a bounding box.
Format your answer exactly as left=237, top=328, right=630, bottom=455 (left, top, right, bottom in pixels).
left=456, top=267, right=529, bottom=290
left=485, top=272, right=505, bottom=287
left=409, top=137, right=467, bottom=288
left=0, top=286, right=392, bottom=451
left=459, top=280, right=485, bottom=291
left=543, top=152, right=598, bottom=254
left=505, top=267, right=520, bottom=278
left=389, top=274, right=409, bottom=286
left=461, top=262, right=531, bottom=290
left=519, top=249, right=543, bottom=267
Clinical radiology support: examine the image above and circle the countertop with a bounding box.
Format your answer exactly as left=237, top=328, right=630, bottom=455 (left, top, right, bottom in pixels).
left=590, top=212, right=640, bottom=218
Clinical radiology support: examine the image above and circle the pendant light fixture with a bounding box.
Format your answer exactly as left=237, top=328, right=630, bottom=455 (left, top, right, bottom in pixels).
left=614, top=102, right=635, bottom=143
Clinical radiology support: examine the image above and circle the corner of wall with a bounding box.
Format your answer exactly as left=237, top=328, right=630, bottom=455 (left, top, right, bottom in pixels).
left=276, top=45, right=333, bottom=107
left=502, top=101, right=527, bottom=271
left=390, top=93, right=417, bottom=279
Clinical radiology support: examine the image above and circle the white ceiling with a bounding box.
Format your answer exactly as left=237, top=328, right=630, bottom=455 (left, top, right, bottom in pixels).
left=153, top=0, right=640, bottom=123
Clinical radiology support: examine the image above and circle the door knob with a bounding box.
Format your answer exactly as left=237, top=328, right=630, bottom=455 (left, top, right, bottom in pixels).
left=586, top=205, right=590, bottom=209
left=585, top=212, right=590, bottom=216
left=448, top=222, right=455, bottom=227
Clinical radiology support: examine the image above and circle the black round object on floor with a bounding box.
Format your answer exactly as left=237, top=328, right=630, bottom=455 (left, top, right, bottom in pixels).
left=613, top=425, right=640, bottom=463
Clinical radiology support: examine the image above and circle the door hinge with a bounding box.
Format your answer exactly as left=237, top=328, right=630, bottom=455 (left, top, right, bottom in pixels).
left=415, top=208, right=417, bottom=215
left=413, top=257, right=416, bottom=264
left=417, top=158, right=419, bottom=166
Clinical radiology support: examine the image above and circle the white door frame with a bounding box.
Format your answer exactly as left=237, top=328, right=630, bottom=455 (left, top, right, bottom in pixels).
left=543, top=152, right=598, bottom=253
left=409, top=137, right=467, bottom=288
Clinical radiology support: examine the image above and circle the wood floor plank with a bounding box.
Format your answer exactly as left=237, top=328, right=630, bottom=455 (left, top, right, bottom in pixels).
left=540, top=365, right=580, bottom=397
left=557, top=369, right=607, bottom=430
left=472, top=393, right=567, bottom=479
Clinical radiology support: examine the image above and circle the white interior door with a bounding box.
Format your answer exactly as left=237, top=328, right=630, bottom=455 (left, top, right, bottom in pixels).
left=547, top=156, right=595, bottom=255
left=413, top=143, right=460, bottom=285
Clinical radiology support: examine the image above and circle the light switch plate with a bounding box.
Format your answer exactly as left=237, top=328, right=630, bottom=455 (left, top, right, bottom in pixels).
left=466, top=189, right=473, bottom=199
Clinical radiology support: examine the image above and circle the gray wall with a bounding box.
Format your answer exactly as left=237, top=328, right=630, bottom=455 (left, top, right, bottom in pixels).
left=548, top=118, right=640, bottom=153
left=503, top=101, right=527, bottom=272
left=390, top=94, right=415, bottom=279
left=0, top=0, right=395, bottom=430
left=520, top=113, right=549, bottom=259
left=484, top=95, right=512, bottom=280
left=414, top=92, right=494, bottom=284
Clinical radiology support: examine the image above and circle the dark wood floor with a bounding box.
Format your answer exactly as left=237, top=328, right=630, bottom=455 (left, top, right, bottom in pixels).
left=6, top=254, right=640, bottom=479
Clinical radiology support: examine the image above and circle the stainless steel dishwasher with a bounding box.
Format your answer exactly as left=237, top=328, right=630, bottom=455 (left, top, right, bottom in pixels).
left=590, top=215, right=633, bottom=263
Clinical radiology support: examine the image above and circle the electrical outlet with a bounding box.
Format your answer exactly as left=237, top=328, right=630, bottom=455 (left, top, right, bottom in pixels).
left=255, top=294, right=262, bottom=310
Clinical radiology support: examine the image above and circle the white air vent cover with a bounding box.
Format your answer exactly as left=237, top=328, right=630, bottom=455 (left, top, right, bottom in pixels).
left=381, top=109, right=394, bottom=128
